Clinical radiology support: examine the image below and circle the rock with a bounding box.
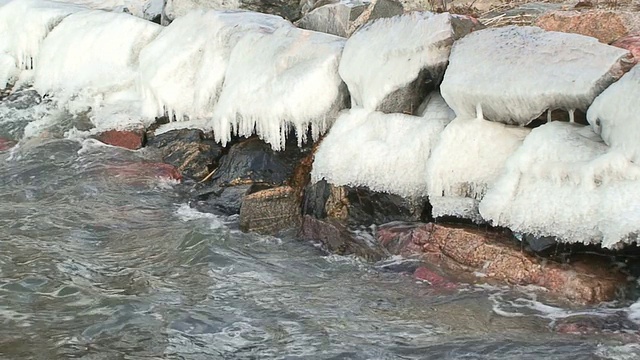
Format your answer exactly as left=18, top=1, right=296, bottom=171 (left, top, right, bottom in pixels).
left=163, top=0, right=304, bottom=23
left=239, top=186, right=302, bottom=235
left=296, top=0, right=370, bottom=37
left=377, top=222, right=628, bottom=304
left=104, top=162, right=183, bottom=183
left=301, top=215, right=386, bottom=261
left=612, top=33, right=640, bottom=64
left=0, top=137, right=16, bottom=151
left=147, top=129, right=223, bottom=180
left=554, top=313, right=640, bottom=340
left=536, top=10, right=640, bottom=45
left=339, top=12, right=482, bottom=114
left=211, top=137, right=308, bottom=187
left=191, top=184, right=253, bottom=215
left=3, top=88, right=41, bottom=110
left=303, top=179, right=332, bottom=219
left=441, top=26, right=634, bottom=126
left=413, top=266, right=457, bottom=289
left=95, top=129, right=146, bottom=150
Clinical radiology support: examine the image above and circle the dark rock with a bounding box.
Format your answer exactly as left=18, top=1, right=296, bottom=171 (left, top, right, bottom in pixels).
left=368, top=0, right=403, bottom=22
left=147, top=129, right=223, bottom=180
left=191, top=184, right=253, bottom=215
left=301, top=215, right=386, bottom=261
left=211, top=137, right=307, bottom=188
left=554, top=313, right=640, bottom=337
left=521, top=233, right=558, bottom=254
left=4, top=89, right=41, bottom=110
left=376, top=66, right=444, bottom=115
left=303, top=179, right=332, bottom=219
left=95, top=129, right=146, bottom=150
left=239, top=186, right=302, bottom=235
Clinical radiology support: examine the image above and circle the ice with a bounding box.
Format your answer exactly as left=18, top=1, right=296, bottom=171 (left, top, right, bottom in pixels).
left=211, top=25, right=346, bottom=150
left=441, top=26, right=632, bottom=126
left=479, top=121, right=640, bottom=248
left=163, top=0, right=242, bottom=21
left=33, top=10, right=161, bottom=131
left=49, top=0, right=164, bottom=20
left=338, top=12, right=457, bottom=111
left=588, top=65, right=640, bottom=164
left=427, top=116, right=530, bottom=221
left=311, top=92, right=455, bottom=198
left=138, top=10, right=288, bottom=122
left=0, top=0, right=86, bottom=89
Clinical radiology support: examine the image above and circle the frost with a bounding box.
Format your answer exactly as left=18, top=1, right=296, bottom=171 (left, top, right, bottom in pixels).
left=479, top=121, right=640, bottom=248
left=33, top=10, right=161, bottom=130
left=211, top=26, right=346, bottom=150
left=311, top=92, right=454, bottom=198
left=163, top=0, right=242, bottom=21
left=427, top=116, right=530, bottom=221
left=441, top=26, right=632, bottom=125
left=588, top=65, right=640, bottom=164
left=138, top=10, right=288, bottom=122
left=339, top=12, right=457, bottom=111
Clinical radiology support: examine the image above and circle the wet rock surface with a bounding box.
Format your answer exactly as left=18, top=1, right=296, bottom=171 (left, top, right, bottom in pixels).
left=95, top=129, right=146, bottom=150
left=147, top=129, right=223, bottom=180
left=239, top=186, right=302, bottom=235
left=377, top=222, right=628, bottom=304
left=0, top=137, right=16, bottom=151
left=190, top=184, right=253, bottom=215
left=554, top=313, right=640, bottom=341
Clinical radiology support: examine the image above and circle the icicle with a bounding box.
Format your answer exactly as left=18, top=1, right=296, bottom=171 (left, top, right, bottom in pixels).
left=476, top=103, right=483, bottom=120
left=569, top=109, right=575, bottom=123
left=547, top=109, right=552, bottom=123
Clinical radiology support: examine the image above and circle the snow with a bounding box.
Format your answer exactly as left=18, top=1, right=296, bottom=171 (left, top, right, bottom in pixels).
left=311, top=92, right=455, bottom=198
left=426, top=115, right=530, bottom=221
left=338, top=12, right=455, bottom=111
left=138, top=10, right=288, bottom=122
left=479, top=121, right=640, bottom=248
left=211, top=25, right=346, bottom=150
left=51, top=0, right=164, bottom=20
left=441, top=26, right=632, bottom=126
left=163, top=0, right=241, bottom=21
left=0, top=0, right=85, bottom=89
left=33, top=10, right=161, bottom=130
left=587, top=65, right=640, bottom=164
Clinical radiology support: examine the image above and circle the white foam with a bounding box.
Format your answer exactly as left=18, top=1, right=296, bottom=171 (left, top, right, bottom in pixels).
left=427, top=116, right=530, bottom=221
left=138, top=10, right=288, bottom=122
left=212, top=25, right=346, bottom=150
left=175, top=203, right=226, bottom=229
left=588, top=65, right=640, bottom=164
left=441, top=26, right=631, bottom=125
left=339, top=12, right=455, bottom=111
left=480, top=121, right=640, bottom=248
left=311, top=92, right=454, bottom=198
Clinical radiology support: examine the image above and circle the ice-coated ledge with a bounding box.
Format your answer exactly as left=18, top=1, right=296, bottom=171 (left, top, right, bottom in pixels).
left=441, top=26, right=633, bottom=126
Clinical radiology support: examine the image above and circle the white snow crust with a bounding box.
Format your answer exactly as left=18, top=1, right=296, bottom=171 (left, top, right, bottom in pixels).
left=0, top=0, right=85, bottom=88
left=480, top=121, right=640, bottom=248
left=441, top=26, right=631, bottom=126
left=426, top=116, right=530, bottom=221
left=587, top=65, right=640, bottom=164
left=311, top=92, right=455, bottom=198
left=33, top=10, right=161, bottom=130
left=339, top=11, right=455, bottom=111
left=138, top=10, right=288, bottom=122
left=163, top=0, right=241, bottom=21
left=53, top=0, right=164, bottom=20
left=211, top=25, right=346, bottom=150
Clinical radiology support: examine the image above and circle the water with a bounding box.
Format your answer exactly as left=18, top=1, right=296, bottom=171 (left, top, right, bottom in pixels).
left=1, top=96, right=639, bottom=359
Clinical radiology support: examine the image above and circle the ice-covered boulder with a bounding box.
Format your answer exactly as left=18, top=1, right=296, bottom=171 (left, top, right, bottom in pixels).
left=588, top=65, right=640, bottom=164
left=211, top=26, right=347, bottom=150
left=0, top=0, right=86, bottom=89
left=479, top=121, right=640, bottom=248
left=426, top=116, right=530, bottom=222
left=441, top=26, right=634, bottom=126
left=162, top=0, right=302, bottom=23
left=311, top=92, right=455, bottom=198
left=33, top=10, right=161, bottom=130
left=138, top=10, right=288, bottom=122
left=339, top=11, right=482, bottom=114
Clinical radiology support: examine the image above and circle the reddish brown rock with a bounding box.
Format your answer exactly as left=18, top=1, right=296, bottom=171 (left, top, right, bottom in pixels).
left=0, top=138, right=16, bottom=151
left=105, top=162, right=182, bottom=182
left=95, top=129, right=146, bottom=150
left=239, top=186, right=302, bottom=235
left=612, top=33, right=640, bottom=64
left=536, top=10, right=640, bottom=44
left=413, top=266, right=457, bottom=289
left=377, top=223, right=628, bottom=304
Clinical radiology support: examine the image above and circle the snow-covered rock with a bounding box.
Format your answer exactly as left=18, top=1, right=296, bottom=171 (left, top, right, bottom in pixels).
left=588, top=65, right=640, bottom=164
left=211, top=26, right=347, bottom=150
left=296, top=0, right=371, bottom=38
left=339, top=12, right=482, bottom=114
left=163, top=0, right=302, bottom=23
left=311, top=92, right=455, bottom=198
left=138, top=10, right=288, bottom=122
left=441, top=26, right=634, bottom=126
left=0, top=0, right=86, bottom=89
left=479, top=121, right=640, bottom=248
left=426, top=116, right=530, bottom=222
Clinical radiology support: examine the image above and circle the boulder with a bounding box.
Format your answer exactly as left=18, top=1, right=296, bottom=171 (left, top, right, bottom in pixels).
left=612, top=33, right=640, bottom=64
left=377, top=222, right=628, bottom=304
left=536, top=10, right=640, bottom=44
left=554, top=313, right=640, bottom=342
left=95, top=129, right=146, bottom=150
left=3, top=88, right=41, bottom=110
left=147, top=129, right=223, bottom=180
left=301, top=215, right=386, bottom=261
left=339, top=11, right=482, bottom=114
left=0, top=137, right=16, bottom=151
left=239, top=186, right=302, bottom=235
left=440, top=26, right=634, bottom=126
left=162, top=0, right=304, bottom=23
left=104, top=162, right=183, bottom=183
left=190, top=184, right=253, bottom=215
